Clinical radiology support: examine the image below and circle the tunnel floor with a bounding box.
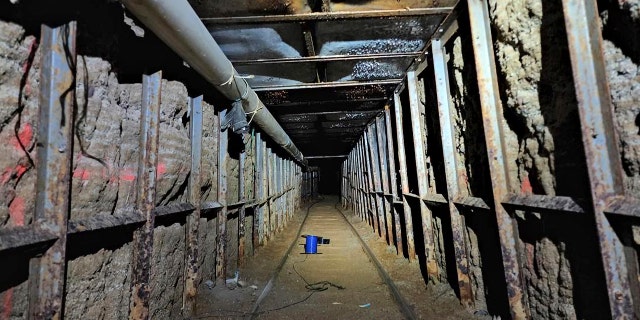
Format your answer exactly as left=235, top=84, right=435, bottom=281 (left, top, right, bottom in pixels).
left=195, top=197, right=480, bottom=319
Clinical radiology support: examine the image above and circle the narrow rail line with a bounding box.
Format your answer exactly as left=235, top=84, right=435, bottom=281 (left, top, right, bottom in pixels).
left=335, top=203, right=418, bottom=320
left=249, top=198, right=416, bottom=319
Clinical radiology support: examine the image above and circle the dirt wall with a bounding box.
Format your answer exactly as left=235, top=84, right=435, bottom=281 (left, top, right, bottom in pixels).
left=0, top=4, right=277, bottom=318
left=431, top=1, right=638, bottom=318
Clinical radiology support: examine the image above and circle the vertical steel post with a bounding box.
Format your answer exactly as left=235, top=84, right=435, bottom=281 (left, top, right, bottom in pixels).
left=262, top=141, right=269, bottom=241
left=129, top=71, right=162, bottom=319
left=238, top=150, right=246, bottom=266
left=375, top=116, right=393, bottom=244
left=432, top=39, right=474, bottom=307
left=362, top=137, right=375, bottom=227
left=467, top=0, right=527, bottom=317
left=183, top=95, right=203, bottom=316
left=254, top=133, right=263, bottom=247
left=407, top=71, right=439, bottom=280
left=393, top=93, right=416, bottom=260
left=562, top=0, right=635, bottom=317
left=267, top=149, right=274, bottom=238
left=28, top=22, right=76, bottom=320
left=363, top=131, right=381, bottom=234
left=355, top=141, right=364, bottom=220
left=384, top=107, right=404, bottom=254
left=278, top=157, right=283, bottom=230
left=370, top=125, right=388, bottom=238
left=216, top=109, right=229, bottom=279
left=357, top=141, right=366, bottom=220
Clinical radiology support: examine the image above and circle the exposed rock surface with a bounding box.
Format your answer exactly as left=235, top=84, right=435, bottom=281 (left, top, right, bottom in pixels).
left=0, top=20, right=39, bottom=228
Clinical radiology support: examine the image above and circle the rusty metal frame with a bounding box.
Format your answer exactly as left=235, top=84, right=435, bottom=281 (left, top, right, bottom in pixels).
left=407, top=70, right=439, bottom=281
left=561, top=0, right=636, bottom=317
left=253, top=80, right=402, bottom=91
left=129, top=71, right=162, bottom=319
left=364, top=128, right=383, bottom=236
left=431, top=38, right=473, bottom=308
left=27, top=21, right=77, bottom=319
left=360, top=142, right=368, bottom=222
left=238, top=150, right=247, bottom=266
left=384, top=106, right=404, bottom=254
left=374, top=118, right=393, bottom=243
left=183, top=95, right=203, bottom=316
left=267, top=148, right=274, bottom=238
left=216, top=109, right=229, bottom=279
left=255, top=133, right=265, bottom=246
left=201, top=7, right=451, bottom=24
left=376, top=115, right=393, bottom=241
left=393, top=92, right=416, bottom=261
left=466, top=0, right=527, bottom=317
left=232, top=52, right=421, bottom=65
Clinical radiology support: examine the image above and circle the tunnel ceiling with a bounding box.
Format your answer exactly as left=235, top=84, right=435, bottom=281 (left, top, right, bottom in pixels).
left=192, top=0, right=457, bottom=157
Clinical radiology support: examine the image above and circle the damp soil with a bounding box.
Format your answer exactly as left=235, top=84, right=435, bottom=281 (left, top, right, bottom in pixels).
left=194, top=197, right=481, bottom=319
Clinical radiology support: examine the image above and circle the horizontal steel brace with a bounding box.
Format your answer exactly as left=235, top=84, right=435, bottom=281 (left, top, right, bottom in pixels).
left=0, top=223, right=57, bottom=252
left=233, top=52, right=420, bottom=65
left=202, top=8, right=452, bottom=24
left=253, top=80, right=402, bottom=91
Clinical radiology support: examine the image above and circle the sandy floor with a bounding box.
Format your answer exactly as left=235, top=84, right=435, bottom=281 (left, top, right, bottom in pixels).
left=195, top=197, right=482, bottom=320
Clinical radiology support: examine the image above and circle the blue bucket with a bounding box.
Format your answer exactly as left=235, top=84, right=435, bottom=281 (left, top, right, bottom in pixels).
left=304, top=235, right=319, bottom=254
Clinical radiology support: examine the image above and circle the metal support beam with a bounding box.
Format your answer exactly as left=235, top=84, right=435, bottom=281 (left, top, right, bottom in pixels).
left=202, top=8, right=451, bottom=24
left=216, top=109, right=229, bottom=279
left=393, top=93, right=416, bottom=261
left=365, top=128, right=383, bottom=237
left=407, top=71, right=439, bottom=281
left=432, top=38, right=473, bottom=308
left=254, top=133, right=264, bottom=246
left=467, top=0, right=527, bottom=317
left=28, top=21, right=76, bottom=319
left=561, top=0, right=636, bottom=317
left=384, top=107, right=403, bottom=254
left=238, top=150, right=246, bottom=266
left=183, top=95, right=203, bottom=316
left=375, top=116, right=393, bottom=245
left=129, top=71, right=162, bottom=319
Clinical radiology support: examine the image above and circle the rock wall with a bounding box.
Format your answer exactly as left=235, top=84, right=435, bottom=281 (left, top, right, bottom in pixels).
left=0, top=3, right=279, bottom=317
left=0, top=18, right=41, bottom=320
left=602, top=0, right=640, bottom=198
left=0, top=19, right=39, bottom=229
left=430, top=1, right=638, bottom=318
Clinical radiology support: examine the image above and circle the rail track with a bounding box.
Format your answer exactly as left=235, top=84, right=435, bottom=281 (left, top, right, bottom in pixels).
left=249, top=197, right=417, bottom=320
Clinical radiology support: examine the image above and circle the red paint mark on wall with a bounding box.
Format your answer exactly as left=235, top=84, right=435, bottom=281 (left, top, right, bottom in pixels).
left=2, top=289, right=14, bottom=319
left=10, top=123, right=33, bottom=150
left=73, top=168, right=91, bottom=180
left=1, top=164, right=29, bottom=185
left=520, top=176, right=533, bottom=194
left=15, top=164, right=28, bottom=180
left=157, top=163, right=166, bottom=176
left=1, top=167, right=12, bottom=184
left=121, top=168, right=136, bottom=182
left=9, top=196, right=25, bottom=226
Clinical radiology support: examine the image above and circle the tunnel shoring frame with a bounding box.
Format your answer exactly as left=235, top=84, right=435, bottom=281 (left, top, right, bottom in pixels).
left=1, top=0, right=640, bottom=319
left=0, top=18, right=316, bottom=318
left=342, top=1, right=640, bottom=319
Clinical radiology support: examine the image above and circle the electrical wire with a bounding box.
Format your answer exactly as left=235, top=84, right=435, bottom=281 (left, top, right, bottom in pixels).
left=194, top=197, right=347, bottom=319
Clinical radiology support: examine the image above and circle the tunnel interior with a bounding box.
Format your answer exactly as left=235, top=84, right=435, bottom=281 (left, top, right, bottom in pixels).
left=1, top=0, right=640, bottom=319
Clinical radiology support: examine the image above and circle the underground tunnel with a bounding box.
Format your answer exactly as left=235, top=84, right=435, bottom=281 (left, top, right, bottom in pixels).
left=1, top=0, right=640, bottom=319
